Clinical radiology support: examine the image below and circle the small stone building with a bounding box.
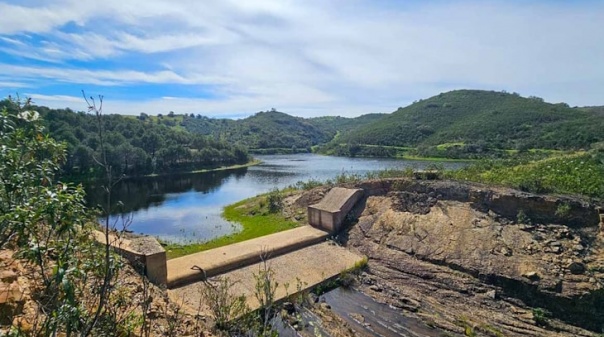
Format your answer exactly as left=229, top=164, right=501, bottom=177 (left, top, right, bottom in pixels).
left=308, top=187, right=364, bottom=233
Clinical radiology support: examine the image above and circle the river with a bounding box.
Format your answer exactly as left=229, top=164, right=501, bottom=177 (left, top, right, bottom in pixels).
left=85, top=154, right=467, bottom=243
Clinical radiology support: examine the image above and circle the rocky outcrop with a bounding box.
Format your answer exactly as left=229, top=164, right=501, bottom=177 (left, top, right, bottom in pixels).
left=294, top=178, right=604, bottom=336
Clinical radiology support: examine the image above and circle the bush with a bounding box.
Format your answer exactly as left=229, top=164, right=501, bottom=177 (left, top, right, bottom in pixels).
left=267, top=188, right=283, bottom=214
left=0, top=98, right=135, bottom=336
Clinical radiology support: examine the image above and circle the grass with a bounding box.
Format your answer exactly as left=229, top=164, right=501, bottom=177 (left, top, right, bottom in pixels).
left=165, top=192, right=298, bottom=259
left=436, top=142, right=466, bottom=150
left=398, top=154, right=477, bottom=162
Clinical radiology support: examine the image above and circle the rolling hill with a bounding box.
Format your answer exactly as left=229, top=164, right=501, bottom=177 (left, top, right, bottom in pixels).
left=182, top=110, right=386, bottom=153
left=324, top=90, right=604, bottom=158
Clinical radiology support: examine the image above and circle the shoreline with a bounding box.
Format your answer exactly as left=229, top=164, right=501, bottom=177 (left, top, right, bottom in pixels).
left=69, top=159, right=262, bottom=183
left=164, top=192, right=299, bottom=259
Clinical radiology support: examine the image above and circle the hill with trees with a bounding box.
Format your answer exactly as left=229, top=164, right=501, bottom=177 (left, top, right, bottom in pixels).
left=320, top=90, right=604, bottom=158
left=181, top=109, right=385, bottom=153
left=0, top=99, right=250, bottom=178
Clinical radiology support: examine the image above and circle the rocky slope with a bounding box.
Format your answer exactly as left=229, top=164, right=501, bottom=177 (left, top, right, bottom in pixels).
left=291, top=179, right=604, bottom=336
left=0, top=247, right=212, bottom=336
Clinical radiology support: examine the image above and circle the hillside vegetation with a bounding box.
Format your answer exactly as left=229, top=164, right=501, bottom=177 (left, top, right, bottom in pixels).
left=181, top=110, right=385, bottom=153
left=447, top=148, right=604, bottom=199
left=323, top=90, right=604, bottom=158
left=0, top=100, right=251, bottom=178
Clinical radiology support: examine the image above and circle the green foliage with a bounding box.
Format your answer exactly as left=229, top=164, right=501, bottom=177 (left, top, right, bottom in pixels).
left=338, top=256, right=368, bottom=288
left=517, top=210, right=531, bottom=225
left=307, top=113, right=386, bottom=136
left=200, top=277, right=250, bottom=332
left=184, top=110, right=328, bottom=152
left=532, top=307, right=551, bottom=326
left=555, top=202, right=572, bottom=218
left=291, top=179, right=324, bottom=190
left=455, top=316, right=477, bottom=337
left=447, top=152, right=604, bottom=199
left=327, top=90, right=604, bottom=158
left=181, top=109, right=386, bottom=153
left=253, top=260, right=280, bottom=336
left=267, top=188, right=284, bottom=214
left=0, top=99, right=251, bottom=178
left=0, top=98, right=138, bottom=336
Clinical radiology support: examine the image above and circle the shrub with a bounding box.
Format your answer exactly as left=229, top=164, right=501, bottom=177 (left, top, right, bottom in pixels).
left=517, top=210, right=531, bottom=224
left=267, top=188, right=283, bottom=214
left=555, top=202, right=572, bottom=218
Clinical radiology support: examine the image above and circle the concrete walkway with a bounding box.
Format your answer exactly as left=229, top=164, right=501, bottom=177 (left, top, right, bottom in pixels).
left=166, top=226, right=329, bottom=288
left=169, top=241, right=364, bottom=312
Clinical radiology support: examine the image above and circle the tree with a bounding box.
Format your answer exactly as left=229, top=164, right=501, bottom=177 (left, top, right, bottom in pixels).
left=0, top=96, right=124, bottom=336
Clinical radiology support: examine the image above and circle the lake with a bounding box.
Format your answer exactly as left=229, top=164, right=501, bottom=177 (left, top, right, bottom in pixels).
left=85, top=154, right=467, bottom=244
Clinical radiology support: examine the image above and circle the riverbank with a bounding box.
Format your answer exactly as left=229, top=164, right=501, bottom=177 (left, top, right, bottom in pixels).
left=164, top=191, right=299, bottom=259
left=65, top=159, right=262, bottom=184
left=144, top=158, right=262, bottom=178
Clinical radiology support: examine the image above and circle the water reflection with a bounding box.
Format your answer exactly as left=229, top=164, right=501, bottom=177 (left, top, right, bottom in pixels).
left=85, top=154, right=467, bottom=243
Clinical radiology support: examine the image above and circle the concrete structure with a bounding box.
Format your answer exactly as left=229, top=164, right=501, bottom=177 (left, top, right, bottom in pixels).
left=166, top=226, right=329, bottom=288
left=93, top=231, right=167, bottom=286
left=308, top=187, right=364, bottom=233
left=169, top=241, right=365, bottom=313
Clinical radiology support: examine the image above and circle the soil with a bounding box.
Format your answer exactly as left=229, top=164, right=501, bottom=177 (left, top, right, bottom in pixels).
left=0, top=247, right=214, bottom=337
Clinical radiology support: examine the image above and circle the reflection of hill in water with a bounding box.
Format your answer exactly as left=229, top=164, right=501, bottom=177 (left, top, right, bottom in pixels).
left=85, top=168, right=248, bottom=214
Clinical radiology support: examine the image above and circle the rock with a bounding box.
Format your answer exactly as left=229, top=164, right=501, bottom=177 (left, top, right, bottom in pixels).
left=572, top=244, right=585, bottom=252
left=0, top=283, right=24, bottom=304
left=350, top=313, right=365, bottom=323
left=485, top=290, right=497, bottom=299
left=11, top=317, right=32, bottom=333
left=369, top=285, right=382, bottom=292
left=589, top=278, right=597, bottom=283
left=395, top=297, right=420, bottom=312
left=522, top=271, right=540, bottom=281
left=320, top=302, right=331, bottom=310
left=568, top=262, right=586, bottom=275
left=282, top=301, right=295, bottom=313
left=500, top=247, right=512, bottom=256
left=308, top=293, right=319, bottom=304
left=147, top=309, right=161, bottom=319
left=0, top=270, right=17, bottom=283
left=0, top=250, right=13, bottom=262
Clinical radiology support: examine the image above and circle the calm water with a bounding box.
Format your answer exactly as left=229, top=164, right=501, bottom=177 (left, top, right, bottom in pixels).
left=86, top=154, right=466, bottom=243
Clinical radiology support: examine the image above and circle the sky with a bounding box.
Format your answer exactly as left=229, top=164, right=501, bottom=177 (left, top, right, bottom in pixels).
left=0, top=0, right=603, bottom=118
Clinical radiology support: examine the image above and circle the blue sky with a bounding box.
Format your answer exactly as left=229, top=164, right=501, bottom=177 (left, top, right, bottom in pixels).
left=0, top=0, right=603, bottom=118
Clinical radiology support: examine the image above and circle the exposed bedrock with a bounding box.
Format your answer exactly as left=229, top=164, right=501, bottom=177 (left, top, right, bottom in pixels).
left=297, top=179, right=604, bottom=336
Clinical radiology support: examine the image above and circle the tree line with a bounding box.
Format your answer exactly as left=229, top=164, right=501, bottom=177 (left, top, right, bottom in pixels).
left=0, top=99, right=251, bottom=178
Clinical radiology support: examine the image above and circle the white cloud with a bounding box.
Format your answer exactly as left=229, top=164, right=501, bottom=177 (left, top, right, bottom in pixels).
left=28, top=93, right=83, bottom=103
left=1, top=0, right=603, bottom=116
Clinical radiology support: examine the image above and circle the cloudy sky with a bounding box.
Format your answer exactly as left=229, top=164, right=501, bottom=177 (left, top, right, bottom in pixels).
left=0, top=0, right=603, bottom=118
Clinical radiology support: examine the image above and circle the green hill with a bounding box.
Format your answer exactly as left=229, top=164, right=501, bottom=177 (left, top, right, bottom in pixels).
left=307, top=113, right=386, bottom=135
left=181, top=110, right=385, bottom=153
left=325, top=90, right=604, bottom=158
left=0, top=100, right=251, bottom=178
